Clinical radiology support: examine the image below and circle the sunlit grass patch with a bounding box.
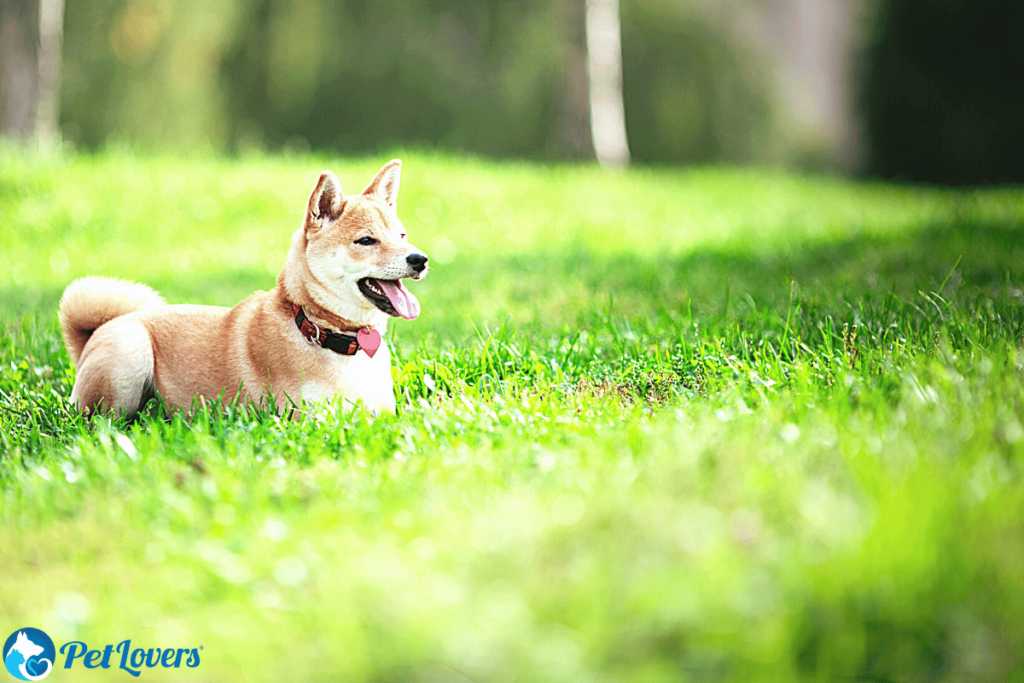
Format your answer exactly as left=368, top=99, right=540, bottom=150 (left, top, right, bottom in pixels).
left=1, top=152, right=1023, bottom=682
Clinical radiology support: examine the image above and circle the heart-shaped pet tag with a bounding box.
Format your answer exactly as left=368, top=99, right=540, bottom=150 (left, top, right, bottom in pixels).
left=357, top=327, right=382, bottom=358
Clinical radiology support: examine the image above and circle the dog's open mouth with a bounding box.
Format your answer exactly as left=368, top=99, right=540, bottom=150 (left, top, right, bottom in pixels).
left=358, top=278, right=421, bottom=320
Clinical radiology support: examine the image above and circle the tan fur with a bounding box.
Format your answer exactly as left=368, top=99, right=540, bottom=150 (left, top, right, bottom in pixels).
left=59, top=277, right=165, bottom=366
left=59, top=160, right=428, bottom=417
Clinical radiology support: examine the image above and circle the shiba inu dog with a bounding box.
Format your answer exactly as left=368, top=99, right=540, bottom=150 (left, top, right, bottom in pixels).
left=58, top=159, right=427, bottom=416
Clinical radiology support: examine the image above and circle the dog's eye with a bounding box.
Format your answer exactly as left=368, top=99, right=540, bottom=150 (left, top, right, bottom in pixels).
left=400, top=233, right=407, bottom=240
left=355, top=236, right=378, bottom=246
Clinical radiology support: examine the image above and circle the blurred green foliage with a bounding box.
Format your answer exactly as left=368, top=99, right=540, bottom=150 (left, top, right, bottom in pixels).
left=862, top=0, right=1024, bottom=185
left=621, top=1, right=772, bottom=165
left=60, top=0, right=773, bottom=164
left=52, top=0, right=1024, bottom=177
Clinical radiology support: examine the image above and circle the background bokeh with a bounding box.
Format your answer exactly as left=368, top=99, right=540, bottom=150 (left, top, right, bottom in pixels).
left=2, top=0, right=1019, bottom=183
left=3, top=2, right=1024, bottom=681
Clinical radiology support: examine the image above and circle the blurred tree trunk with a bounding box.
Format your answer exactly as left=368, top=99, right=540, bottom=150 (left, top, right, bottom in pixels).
left=0, top=0, right=39, bottom=141
left=756, top=0, right=862, bottom=170
left=553, top=0, right=594, bottom=159
left=35, top=0, right=63, bottom=147
left=554, top=0, right=630, bottom=166
left=0, top=0, right=63, bottom=147
left=585, top=0, right=629, bottom=167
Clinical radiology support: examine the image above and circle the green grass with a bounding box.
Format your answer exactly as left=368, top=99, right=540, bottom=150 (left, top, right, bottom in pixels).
left=1, top=149, right=1023, bottom=682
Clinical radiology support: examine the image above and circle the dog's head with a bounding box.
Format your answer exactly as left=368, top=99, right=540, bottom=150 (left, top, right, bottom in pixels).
left=298, top=160, right=428, bottom=323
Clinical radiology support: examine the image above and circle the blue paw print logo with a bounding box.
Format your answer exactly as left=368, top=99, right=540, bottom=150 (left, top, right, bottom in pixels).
left=3, top=629, right=55, bottom=681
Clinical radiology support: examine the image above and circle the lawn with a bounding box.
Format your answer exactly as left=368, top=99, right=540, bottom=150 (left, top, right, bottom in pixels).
left=1, top=150, right=1023, bottom=682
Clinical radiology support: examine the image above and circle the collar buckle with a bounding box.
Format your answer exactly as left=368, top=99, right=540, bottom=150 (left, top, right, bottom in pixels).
left=291, top=302, right=361, bottom=356
left=304, top=321, right=322, bottom=346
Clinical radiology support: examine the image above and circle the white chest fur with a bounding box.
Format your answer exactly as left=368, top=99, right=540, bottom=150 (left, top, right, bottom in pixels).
left=300, top=341, right=395, bottom=414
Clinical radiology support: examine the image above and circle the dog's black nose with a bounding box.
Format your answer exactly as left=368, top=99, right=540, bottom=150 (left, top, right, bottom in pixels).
left=407, top=253, right=428, bottom=272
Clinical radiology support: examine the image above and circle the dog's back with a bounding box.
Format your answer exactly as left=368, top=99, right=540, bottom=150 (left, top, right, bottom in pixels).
left=59, top=277, right=165, bottom=366
left=60, top=277, right=281, bottom=416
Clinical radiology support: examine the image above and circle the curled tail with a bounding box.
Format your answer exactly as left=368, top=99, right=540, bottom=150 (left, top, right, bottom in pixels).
left=59, top=277, right=165, bottom=366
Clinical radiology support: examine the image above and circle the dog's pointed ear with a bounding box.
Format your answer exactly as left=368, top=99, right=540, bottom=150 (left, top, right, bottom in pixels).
left=362, top=159, right=402, bottom=208
left=306, top=170, right=345, bottom=231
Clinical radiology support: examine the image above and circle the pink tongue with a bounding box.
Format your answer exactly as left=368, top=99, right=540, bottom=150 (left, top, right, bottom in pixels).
left=377, top=279, right=420, bottom=320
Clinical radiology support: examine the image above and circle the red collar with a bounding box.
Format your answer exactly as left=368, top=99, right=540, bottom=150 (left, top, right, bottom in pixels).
left=291, top=303, right=381, bottom=357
